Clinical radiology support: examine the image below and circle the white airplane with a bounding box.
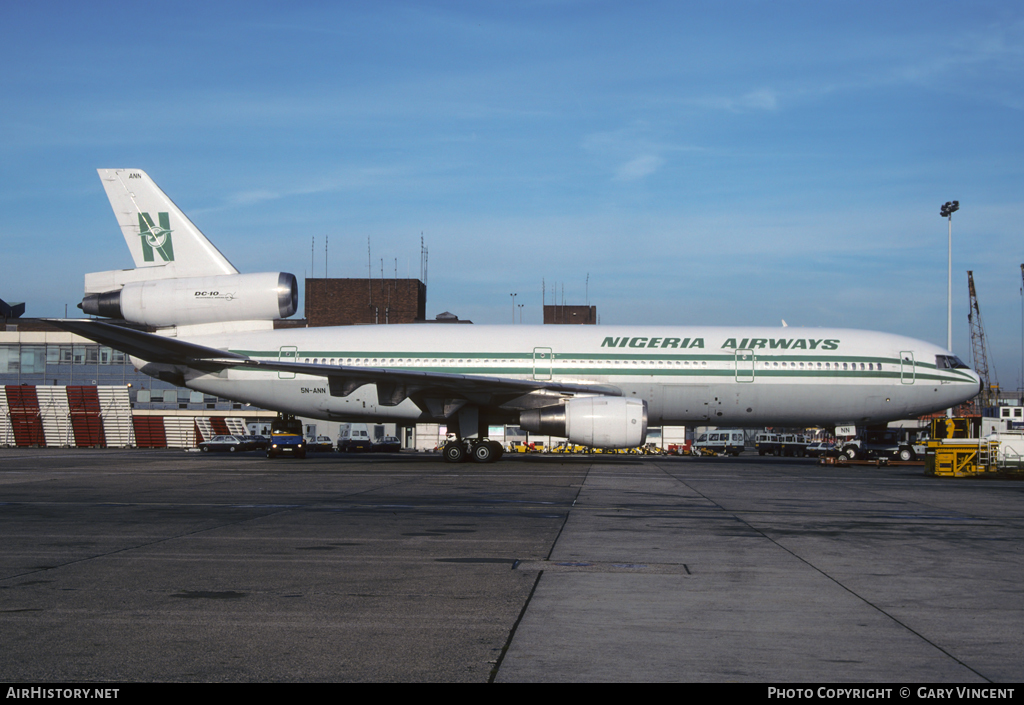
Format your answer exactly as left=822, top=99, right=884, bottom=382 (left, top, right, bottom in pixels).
left=53, top=169, right=981, bottom=462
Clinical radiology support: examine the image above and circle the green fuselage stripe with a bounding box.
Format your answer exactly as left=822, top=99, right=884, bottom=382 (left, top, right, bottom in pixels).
left=231, top=348, right=973, bottom=384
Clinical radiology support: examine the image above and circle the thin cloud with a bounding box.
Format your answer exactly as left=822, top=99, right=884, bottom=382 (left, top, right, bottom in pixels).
left=688, top=87, right=780, bottom=113
left=615, top=154, right=665, bottom=181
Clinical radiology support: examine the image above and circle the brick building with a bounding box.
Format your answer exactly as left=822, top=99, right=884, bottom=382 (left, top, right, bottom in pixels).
left=305, top=278, right=427, bottom=327
left=543, top=304, right=597, bottom=325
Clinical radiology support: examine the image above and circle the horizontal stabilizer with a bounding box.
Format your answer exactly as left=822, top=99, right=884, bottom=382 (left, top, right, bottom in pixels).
left=47, top=319, right=246, bottom=365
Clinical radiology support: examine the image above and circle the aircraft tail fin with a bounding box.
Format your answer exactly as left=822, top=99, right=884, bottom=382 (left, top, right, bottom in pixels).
left=97, top=169, right=237, bottom=278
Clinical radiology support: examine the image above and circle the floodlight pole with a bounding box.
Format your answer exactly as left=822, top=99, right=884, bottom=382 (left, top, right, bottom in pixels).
left=510, top=293, right=517, bottom=324
left=940, top=201, right=959, bottom=351
left=940, top=200, right=959, bottom=418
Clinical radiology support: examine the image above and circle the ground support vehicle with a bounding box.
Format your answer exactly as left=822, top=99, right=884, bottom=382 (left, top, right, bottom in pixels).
left=337, top=424, right=374, bottom=452
left=267, top=415, right=306, bottom=459
left=755, top=433, right=781, bottom=456
left=924, top=417, right=1009, bottom=477
left=666, top=441, right=693, bottom=455
left=779, top=434, right=809, bottom=457
left=841, top=428, right=923, bottom=462
left=507, top=441, right=539, bottom=453
left=693, top=430, right=745, bottom=456
left=551, top=442, right=588, bottom=454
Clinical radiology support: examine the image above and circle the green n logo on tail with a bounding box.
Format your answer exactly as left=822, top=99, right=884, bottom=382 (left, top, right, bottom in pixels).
left=138, top=212, right=175, bottom=262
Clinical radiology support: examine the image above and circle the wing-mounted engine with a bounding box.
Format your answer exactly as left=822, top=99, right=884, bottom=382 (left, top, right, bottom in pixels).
left=519, top=397, right=648, bottom=448
left=80, top=271, right=297, bottom=327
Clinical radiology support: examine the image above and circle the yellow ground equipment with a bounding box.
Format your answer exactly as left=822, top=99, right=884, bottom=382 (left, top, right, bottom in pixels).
left=551, top=442, right=589, bottom=454
left=925, top=418, right=1000, bottom=477
left=507, top=441, right=535, bottom=453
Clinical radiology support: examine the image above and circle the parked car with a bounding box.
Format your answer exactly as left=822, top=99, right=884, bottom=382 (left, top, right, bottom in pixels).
left=245, top=435, right=270, bottom=450
left=372, top=436, right=401, bottom=452
left=310, top=435, right=334, bottom=452
left=199, top=435, right=252, bottom=452
left=805, top=441, right=835, bottom=457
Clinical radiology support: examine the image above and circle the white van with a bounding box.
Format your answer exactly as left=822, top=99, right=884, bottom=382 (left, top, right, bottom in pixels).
left=693, top=430, right=745, bottom=456
left=337, top=423, right=373, bottom=452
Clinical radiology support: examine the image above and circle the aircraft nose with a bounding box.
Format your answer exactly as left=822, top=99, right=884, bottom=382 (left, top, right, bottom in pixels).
left=967, top=368, right=983, bottom=397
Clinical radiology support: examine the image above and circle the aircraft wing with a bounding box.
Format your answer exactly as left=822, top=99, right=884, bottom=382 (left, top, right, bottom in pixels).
left=49, top=319, right=248, bottom=364
left=47, top=319, right=622, bottom=414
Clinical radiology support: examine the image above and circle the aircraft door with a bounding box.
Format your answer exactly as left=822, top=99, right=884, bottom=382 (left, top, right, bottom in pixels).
left=533, top=347, right=553, bottom=380
left=900, top=351, right=915, bottom=384
left=735, top=349, right=755, bottom=383
left=278, top=346, right=298, bottom=379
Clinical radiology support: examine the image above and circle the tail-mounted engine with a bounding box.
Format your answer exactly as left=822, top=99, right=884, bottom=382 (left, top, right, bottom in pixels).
left=81, top=272, right=297, bottom=327
left=519, top=397, right=648, bottom=448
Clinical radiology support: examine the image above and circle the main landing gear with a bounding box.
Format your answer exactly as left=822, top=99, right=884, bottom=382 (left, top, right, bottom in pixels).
left=442, top=439, right=504, bottom=464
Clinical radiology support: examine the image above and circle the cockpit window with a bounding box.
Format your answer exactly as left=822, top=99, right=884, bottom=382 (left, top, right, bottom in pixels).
left=936, top=355, right=969, bottom=370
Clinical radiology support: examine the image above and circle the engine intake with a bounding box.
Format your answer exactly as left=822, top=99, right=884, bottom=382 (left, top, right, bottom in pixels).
left=520, top=397, right=648, bottom=448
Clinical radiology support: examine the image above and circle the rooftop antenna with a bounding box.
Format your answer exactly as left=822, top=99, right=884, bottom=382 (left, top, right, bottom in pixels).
left=325, top=235, right=328, bottom=279
left=419, top=234, right=429, bottom=286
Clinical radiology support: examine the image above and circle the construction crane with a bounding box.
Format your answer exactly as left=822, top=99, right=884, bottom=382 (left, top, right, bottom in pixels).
left=967, top=270, right=999, bottom=410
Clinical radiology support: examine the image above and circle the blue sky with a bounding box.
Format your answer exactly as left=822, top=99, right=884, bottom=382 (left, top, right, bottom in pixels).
left=3, top=1, right=1024, bottom=389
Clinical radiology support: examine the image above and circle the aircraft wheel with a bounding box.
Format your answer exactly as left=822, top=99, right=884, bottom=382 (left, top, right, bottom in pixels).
left=471, top=442, right=494, bottom=463
left=443, top=442, right=467, bottom=463
left=488, top=441, right=503, bottom=461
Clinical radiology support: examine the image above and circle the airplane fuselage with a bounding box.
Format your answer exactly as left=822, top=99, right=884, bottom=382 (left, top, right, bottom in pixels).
left=142, top=324, right=980, bottom=429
